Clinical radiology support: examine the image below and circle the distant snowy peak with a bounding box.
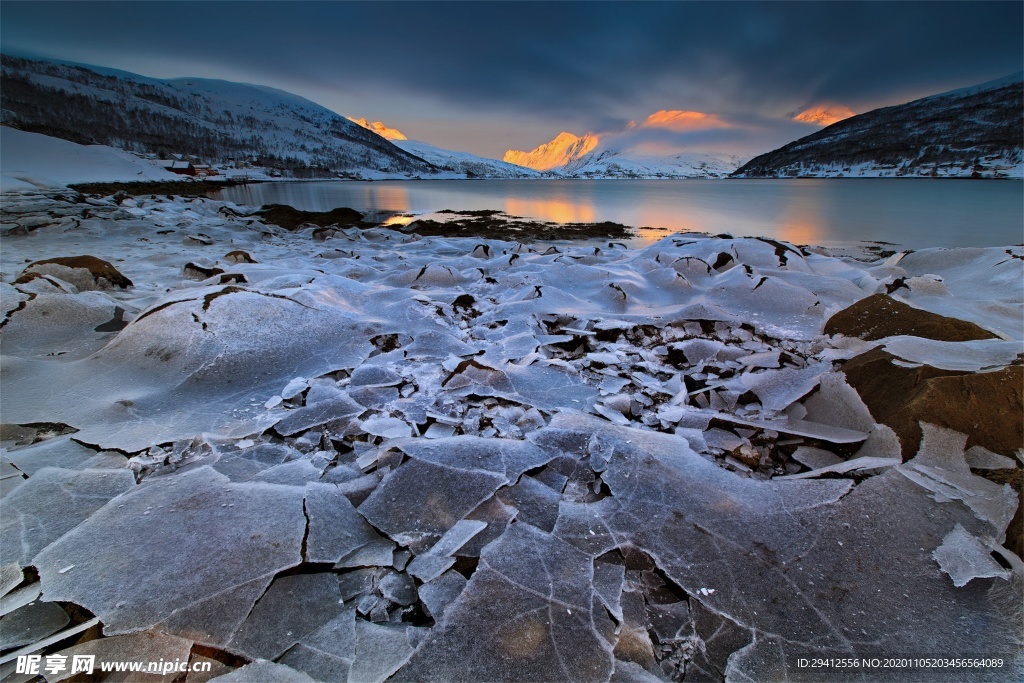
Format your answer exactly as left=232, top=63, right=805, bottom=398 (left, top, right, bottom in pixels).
left=566, top=148, right=741, bottom=179
left=344, top=116, right=538, bottom=177
left=792, top=104, right=856, bottom=126
left=736, top=72, right=1024, bottom=179
left=503, top=132, right=601, bottom=171
left=346, top=117, right=407, bottom=141
left=503, top=130, right=740, bottom=178
left=0, top=55, right=437, bottom=178
left=392, top=139, right=542, bottom=178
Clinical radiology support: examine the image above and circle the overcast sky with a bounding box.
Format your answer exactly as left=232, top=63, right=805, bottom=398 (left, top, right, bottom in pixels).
left=3, top=1, right=1021, bottom=158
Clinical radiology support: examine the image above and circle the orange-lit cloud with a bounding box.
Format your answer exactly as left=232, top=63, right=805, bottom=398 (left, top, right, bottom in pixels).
left=640, top=110, right=731, bottom=131
left=792, top=104, right=855, bottom=126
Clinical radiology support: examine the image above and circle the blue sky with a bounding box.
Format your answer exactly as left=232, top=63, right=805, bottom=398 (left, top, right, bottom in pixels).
left=2, top=1, right=1021, bottom=158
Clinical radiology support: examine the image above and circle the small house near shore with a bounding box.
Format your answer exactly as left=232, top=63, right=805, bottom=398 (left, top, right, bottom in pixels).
left=156, top=159, right=197, bottom=176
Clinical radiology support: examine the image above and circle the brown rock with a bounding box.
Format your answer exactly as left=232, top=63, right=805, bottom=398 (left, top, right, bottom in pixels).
left=223, top=250, right=256, bottom=264
left=841, top=348, right=1023, bottom=459
left=257, top=204, right=364, bottom=231
left=16, top=255, right=133, bottom=288
left=824, top=294, right=996, bottom=342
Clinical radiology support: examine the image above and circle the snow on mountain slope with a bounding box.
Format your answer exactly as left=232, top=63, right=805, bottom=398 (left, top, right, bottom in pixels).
left=734, top=72, right=1024, bottom=178
left=0, top=55, right=437, bottom=178
left=0, top=126, right=182, bottom=190
left=503, top=132, right=600, bottom=171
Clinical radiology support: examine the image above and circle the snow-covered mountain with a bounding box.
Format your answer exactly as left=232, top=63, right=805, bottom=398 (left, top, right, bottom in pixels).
left=734, top=73, right=1024, bottom=178
left=345, top=117, right=543, bottom=178
left=346, top=117, right=407, bottom=141
left=504, top=130, right=740, bottom=178
left=392, top=140, right=543, bottom=178
left=559, top=148, right=740, bottom=178
left=503, top=132, right=600, bottom=171
left=0, top=55, right=438, bottom=178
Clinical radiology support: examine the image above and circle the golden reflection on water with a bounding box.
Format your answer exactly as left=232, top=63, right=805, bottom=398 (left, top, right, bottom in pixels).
left=774, top=197, right=825, bottom=246
left=359, top=184, right=410, bottom=212
left=382, top=215, right=416, bottom=227
left=504, top=197, right=596, bottom=224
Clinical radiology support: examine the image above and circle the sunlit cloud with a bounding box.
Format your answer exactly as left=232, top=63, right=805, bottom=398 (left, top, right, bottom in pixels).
left=792, top=104, right=856, bottom=126
left=640, top=110, right=732, bottom=131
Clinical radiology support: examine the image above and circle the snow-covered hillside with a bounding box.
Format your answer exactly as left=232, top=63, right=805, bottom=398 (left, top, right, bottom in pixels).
left=0, top=126, right=184, bottom=191
left=505, top=130, right=741, bottom=178
left=1, top=55, right=437, bottom=178
left=734, top=72, right=1024, bottom=178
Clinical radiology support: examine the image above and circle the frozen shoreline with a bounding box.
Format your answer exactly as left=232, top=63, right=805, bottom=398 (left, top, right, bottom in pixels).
left=1, top=188, right=1021, bottom=681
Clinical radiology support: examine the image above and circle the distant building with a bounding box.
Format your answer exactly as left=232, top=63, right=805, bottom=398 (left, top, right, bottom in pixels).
left=157, top=160, right=197, bottom=176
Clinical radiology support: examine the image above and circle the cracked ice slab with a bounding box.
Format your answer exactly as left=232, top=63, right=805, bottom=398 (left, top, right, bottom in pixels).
left=0, top=467, right=136, bottom=566
left=395, top=523, right=613, bottom=682
left=881, top=336, right=1023, bottom=372
left=0, top=288, right=382, bottom=451
left=537, top=415, right=1021, bottom=679
left=33, top=467, right=306, bottom=634
left=933, top=524, right=1011, bottom=587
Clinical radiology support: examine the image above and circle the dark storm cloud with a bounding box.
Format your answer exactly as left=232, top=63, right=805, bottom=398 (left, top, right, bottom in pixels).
left=2, top=1, right=1021, bottom=153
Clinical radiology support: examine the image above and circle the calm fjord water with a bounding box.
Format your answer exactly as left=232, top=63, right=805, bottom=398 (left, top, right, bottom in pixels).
left=214, top=179, right=1023, bottom=249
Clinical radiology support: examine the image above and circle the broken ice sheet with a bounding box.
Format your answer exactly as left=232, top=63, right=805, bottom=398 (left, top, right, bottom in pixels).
left=278, top=607, right=357, bottom=681
left=965, top=446, right=1017, bottom=470
left=881, top=336, right=1022, bottom=372
left=407, top=519, right=487, bottom=582
left=418, top=570, right=467, bottom=623
left=778, top=455, right=901, bottom=480
left=0, top=563, right=22, bottom=597
left=0, top=288, right=382, bottom=451
left=43, top=630, right=193, bottom=683
left=537, top=415, right=1021, bottom=678
left=349, top=620, right=424, bottom=683
left=207, top=660, right=317, bottom=683
left=0, top=600, right=70, bottom=650
left=227, top=573, right=344, bottom=661
left=391, top=435, right=554, bottom=480
left=395, top=523, right=612, bottom=683
left=933, top=524, right=1011, bottom=587
left=360, top=416, right=412, bottom=439
left=273, top=386, right=363, bottom=436
left=496, top=474, right=561, bottom=532
left=158, top=574, right=273, bottom=648
left=359, top=457, right=506, bottom=548
left=898, top=423, right=1018, bottom=535
left=0, top=467, right=136, bottom=565
left=34, top=467, right=306, bottom=634
left=304, top=483, right=383, bottom=564
left=739, top=361, right=832, bottom=412
left=2, top=435, right=110, bottom=476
